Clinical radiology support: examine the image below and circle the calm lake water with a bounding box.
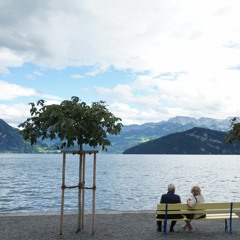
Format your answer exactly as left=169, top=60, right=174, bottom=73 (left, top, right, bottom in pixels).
left=0, top=154, right=240, bottom=213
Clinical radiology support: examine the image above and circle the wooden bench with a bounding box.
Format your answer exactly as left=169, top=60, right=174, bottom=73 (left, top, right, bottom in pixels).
left=156, top=202, right=240, bottom=235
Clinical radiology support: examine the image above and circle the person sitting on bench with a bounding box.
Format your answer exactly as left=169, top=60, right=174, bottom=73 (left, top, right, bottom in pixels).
left=182, top=185, right=206, bottom=232
left=156, top=183, right=183, bottom=232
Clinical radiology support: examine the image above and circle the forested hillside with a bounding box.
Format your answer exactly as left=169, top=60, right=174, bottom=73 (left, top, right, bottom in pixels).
left=123, top=127, right=240, bottom=154
left=0, top=119, right=37, bottom=153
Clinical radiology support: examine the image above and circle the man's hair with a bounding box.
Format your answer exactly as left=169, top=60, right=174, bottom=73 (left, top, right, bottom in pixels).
left=168, top=183, right=175, bottom=192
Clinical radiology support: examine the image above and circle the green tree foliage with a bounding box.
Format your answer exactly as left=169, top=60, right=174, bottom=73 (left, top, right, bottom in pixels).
left=226, top=117, right=240, bottom=143
left=18, top=96, right=123, bottom=151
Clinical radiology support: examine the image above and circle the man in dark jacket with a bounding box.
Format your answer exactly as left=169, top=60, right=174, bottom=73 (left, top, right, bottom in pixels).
left=157, top=183, right=183, bottom=232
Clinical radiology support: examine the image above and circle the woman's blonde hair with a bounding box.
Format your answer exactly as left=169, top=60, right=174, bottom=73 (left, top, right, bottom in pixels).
left=191, top=186, right=201, bottom=196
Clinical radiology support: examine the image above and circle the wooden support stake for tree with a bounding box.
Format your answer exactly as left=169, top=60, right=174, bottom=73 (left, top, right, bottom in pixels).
left=60, top=150, right=98, bottom=235
left=92, top=152, right=97, bottom=235
left=60, top=153, right=66, bottom=235
left=82, top=154, right=86, bottom=230
left=77, top=152, right=83, bottom=232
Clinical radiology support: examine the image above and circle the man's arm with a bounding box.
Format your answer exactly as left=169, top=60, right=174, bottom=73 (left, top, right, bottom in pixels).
left=160, top=194, right=165, bottom=203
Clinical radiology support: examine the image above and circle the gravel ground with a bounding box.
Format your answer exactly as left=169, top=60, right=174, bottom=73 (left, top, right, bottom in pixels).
left=1, top=211, right=240, bottom=240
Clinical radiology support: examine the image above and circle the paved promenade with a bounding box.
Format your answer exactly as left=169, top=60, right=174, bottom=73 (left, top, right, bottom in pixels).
left=1, top=211, right=240, bottom=240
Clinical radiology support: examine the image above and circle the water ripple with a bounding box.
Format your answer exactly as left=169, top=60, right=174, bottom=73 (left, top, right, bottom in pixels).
left=1, top=154, right=240, bottom=213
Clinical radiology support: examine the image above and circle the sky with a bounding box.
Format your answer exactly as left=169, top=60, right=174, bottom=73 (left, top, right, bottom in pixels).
left=1, top=0, right=240, bottom=128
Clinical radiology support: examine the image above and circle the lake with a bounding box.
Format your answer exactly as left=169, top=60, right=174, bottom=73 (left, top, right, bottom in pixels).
left=0, top=154, right=240, bottom=213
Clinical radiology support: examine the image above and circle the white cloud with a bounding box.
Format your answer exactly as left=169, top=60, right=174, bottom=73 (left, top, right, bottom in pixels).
left=0, top=103, right=31, bottom=128
left=1, top=0, right=240, bottom=125
left=0, top=93, right=62, bottom=128
left=108, top=102, right=167, bottom=125
left=96, top=67, right=240, bottom=123
left=39, top=94, right=62, bottom=103
left=33, top=71, right=44, bottom=76
left=0, top=0, right=239, bottom=74
left=0, top=80, right=37, bottom=100
left=96, top=84, right=134, bottom=102
left=0, top=48, right=25, bottom=74
left=71, top=74, right=84, bottom=79
left=0, top=79, right=63, bottom=127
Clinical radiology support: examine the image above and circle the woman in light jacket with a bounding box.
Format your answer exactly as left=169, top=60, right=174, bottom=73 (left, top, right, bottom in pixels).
left=183, top=186, right=206, bottom=231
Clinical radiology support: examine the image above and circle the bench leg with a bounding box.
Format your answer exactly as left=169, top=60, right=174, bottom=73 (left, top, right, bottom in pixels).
left=229, top=218, right=232, bottom=234
left=225, top=219, right=228, bottom=231
left=225, top=219, right=233, bottom=234
left=164, top=221, right=168, bottom=236
left=224, top=219, right=233, bottom=234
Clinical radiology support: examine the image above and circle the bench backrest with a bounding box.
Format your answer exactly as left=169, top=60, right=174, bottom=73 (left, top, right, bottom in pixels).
left=157, top=202, right=240, bottom=215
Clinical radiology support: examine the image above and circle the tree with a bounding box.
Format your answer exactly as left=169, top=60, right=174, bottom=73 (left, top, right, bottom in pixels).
left=226, top=117, right=240, bottom=144
left=18, top=96, right=123, bottom=151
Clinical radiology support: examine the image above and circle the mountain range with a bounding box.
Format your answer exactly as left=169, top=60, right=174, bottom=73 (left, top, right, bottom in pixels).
left=0, top=116, right=235, bottom=154
left=107, top=116, right=232, bottom=153
left=123, top=127, right=240, bottom=154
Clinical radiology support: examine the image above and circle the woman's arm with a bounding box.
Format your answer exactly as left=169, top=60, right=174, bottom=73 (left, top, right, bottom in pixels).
left=187, top=196, right=197, bottom=208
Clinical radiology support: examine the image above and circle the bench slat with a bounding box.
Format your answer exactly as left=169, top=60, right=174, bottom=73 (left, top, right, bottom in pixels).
left=156, top=213, right=239, bottom=221
left=157, top=202, right=240, bottom=211
left=157, top=209, right=240, bottom=215
left=204, top=213, right=239, bottom=220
